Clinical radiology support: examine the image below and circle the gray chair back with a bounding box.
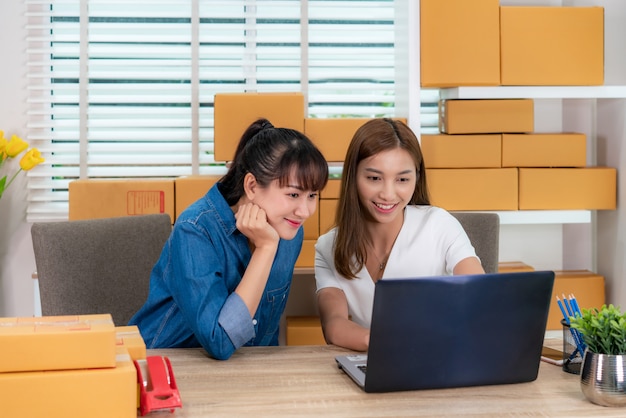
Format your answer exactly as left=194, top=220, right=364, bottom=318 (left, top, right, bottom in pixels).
left=31, top=214, right=172, bottom=325
left=450, top=212, right=500, bottom=274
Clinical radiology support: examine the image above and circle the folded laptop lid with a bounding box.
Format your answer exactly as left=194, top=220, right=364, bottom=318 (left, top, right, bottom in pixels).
left=363, top=271, right=555, bottom=393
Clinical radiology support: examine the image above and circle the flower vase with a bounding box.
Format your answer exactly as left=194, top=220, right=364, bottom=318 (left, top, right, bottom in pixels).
left=580, top=350, right=626, bottom=407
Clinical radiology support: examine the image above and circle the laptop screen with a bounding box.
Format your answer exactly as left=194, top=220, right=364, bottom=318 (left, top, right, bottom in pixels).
left=362, top=271, right=555, bottom=392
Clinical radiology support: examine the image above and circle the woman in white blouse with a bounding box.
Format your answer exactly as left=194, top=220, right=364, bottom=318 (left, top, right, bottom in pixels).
left=314, top=118, right=485, bottom=352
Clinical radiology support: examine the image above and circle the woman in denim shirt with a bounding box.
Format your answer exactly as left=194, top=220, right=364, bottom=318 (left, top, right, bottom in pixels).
left=130, top=118, right=328, bottom=360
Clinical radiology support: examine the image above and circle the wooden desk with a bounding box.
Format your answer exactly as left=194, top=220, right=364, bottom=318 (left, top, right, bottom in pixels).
left=149, top=345, right=625, bottom=417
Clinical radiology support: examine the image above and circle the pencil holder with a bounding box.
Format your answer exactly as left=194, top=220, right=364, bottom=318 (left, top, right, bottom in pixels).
left=561, top=319, right=582, bottom=375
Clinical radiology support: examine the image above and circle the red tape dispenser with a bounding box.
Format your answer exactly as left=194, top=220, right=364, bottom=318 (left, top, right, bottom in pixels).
left=134, top=356, right=182, bottom=416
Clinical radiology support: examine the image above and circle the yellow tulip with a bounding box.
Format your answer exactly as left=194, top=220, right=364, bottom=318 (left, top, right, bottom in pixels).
left=20, top=148, right=45, bottom=171
left=5, top=135, right=29, bottom=158
left=0, top=135, right=7, bottom=162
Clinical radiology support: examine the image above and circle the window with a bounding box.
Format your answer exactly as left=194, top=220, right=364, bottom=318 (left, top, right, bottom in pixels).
left=25, top=0, right=429, bottom=222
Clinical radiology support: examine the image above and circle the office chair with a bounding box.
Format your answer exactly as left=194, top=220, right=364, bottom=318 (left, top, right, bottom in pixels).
left=31, top=214, right=172, bottom=325
left=450, top=212, right=500, bottom=274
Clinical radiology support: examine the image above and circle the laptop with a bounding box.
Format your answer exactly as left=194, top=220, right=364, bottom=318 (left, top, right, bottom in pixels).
left=336, top=270, right=555, bottom=393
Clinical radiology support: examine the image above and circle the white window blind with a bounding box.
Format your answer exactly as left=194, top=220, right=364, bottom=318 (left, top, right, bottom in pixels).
left=25, top=0, right=434, bottom=222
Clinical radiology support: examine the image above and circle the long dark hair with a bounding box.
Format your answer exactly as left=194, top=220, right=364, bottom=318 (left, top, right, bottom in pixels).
left=334, top=118, right=429, bottom=279
left=220, top=118, right=329, bottom=206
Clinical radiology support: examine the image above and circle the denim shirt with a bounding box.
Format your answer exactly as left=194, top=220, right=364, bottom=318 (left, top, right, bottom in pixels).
left=129, top=183, right=302, bottom=360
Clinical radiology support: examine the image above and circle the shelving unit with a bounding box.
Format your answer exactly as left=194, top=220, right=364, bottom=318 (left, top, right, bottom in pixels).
left=440, top=86, right=626, bottom=100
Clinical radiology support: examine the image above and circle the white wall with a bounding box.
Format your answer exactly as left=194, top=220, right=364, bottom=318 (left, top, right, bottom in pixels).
left=0, top=0, right=37, bottom=317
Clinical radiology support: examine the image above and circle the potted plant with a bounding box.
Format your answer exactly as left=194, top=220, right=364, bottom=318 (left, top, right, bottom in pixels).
left=570, top=304, right=626, bottom=407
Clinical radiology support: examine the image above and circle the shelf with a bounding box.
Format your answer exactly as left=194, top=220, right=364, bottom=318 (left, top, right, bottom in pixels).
left=457, top=210, right=591, bottom=225
left=439, top=86, right=626, bottom=100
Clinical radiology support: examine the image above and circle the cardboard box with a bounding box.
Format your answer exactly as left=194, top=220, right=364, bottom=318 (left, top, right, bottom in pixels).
left=500, top=6, right=604, bottom=86
left=295, top=239, right=316, bottom=268
left=303, top=202, right=320, bottom=240
left=304, top=118, right=407, bottom=162
left=319, top=199, right=338, bottom=236
left=174, top=175, right=221, bottom=220
left=546, top=270, right=605, bottom=330
left=0, top=347, right=137, bottom=418
left=286, top=316, right=326, bottom=346
left=421, top=134, right=502, bottom=168
left=420, top=0, right=500, bottom=87
left=320, top=178, right=341, bottom=200
left=426, top=168, right=518, bottom=211
left=69, top=179, right=174, bottom=222
left=502, top=133, right=586, bottom=168
left=439, top=99, right=534, bottom=134
left=0, top=314, right=116, bottom=373
left=519, top=167, right=616, bottom=210
left=213, top=92, right=305, bottom=162
left=304, top=118, right=370, bottom=162
left=498, top=261, right=535, bottom=273
left=115, top=325, right=146, bottom=362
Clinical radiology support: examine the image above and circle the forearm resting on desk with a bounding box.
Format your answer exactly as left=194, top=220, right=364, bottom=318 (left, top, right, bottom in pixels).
left=317, top=288, right=369, bottom=351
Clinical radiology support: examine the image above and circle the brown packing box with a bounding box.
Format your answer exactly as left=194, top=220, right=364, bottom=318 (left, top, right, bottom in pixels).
left=69, top=179, right=174, bottom=222
left=439, top=99, right=534, bottom=134
left=518, top=167, right=616, bottom=210
left=319, top=199, right=338, bottom=236
left=304, top=118, right=407, bottom=162
left=0, top=314, right=116, bottom=373
left=286, top=316, right=326, bottom=346
left=498, top=261, right=535, bottom=273
left=420, top=0, right=500, bottom=87
left=421, top=134, right=502, bottom=168
left=546, top=270, right=605, bottom=330
left=213, top=92, right=305, bottom=162
left=115, top=325, right=146, bottom=361
left=0, top=347, right=137, bottom=418
left=321, top=178, right=341, bottom=200
left=500, top=6, right=604, bottom=86
left=502, top=133, right=586, bottom=168
left=174, top=175, right=221, bottom=220
left=296, top=239, right=316, bottom=268
left=426, top=168, right=518, bottom=211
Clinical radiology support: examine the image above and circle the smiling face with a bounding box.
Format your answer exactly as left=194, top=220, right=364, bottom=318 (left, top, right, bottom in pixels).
left=251, top=176, right=319, bottom=241
left=356, top=147, right=417, bottom=228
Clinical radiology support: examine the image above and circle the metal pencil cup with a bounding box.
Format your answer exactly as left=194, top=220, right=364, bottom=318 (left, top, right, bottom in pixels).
left=561, top=319, right=582, bottom=374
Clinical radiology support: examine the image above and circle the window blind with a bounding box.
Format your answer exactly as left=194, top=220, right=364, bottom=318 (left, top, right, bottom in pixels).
left=25, top=0, right=434, bottom=222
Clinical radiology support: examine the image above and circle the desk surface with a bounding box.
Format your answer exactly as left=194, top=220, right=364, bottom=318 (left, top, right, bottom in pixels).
left=149, top=344, right=625, bottom=417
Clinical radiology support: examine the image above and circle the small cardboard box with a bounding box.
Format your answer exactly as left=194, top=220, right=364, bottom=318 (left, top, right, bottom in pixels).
left=519, top=167, right=616, bottom=210
left=502, top=133, right=586, bottom=168
left=295, top=239, right=316, bottom=268
left=0, top=347, right=137, bottom=418
left=320, top=178, right=341, bottom=200
left=69, top=179, right=174, bottom=222
left=426, top=168, right=518, bottom=211
left=286, top=316, right=326, bottom=346
left=303, top=203, right=320, bottom=240
left=439, top=99, right=534, bottom=134
left=115, top=325, right=146, bottom=362
left=213, top=92, right=305, bottom=162
left=319, top=199, right=338, bottom=236
left=304, top=118, right=370, bottom=162
left=500, top=6, right=604, bottom=86
left=421, top=134, right=502, bottom=168
left=498, top=261, right=535, bottom=273
left=546, top=270, right=605, bottom=330
left=304, top=118, right=407, bottom=162
left=174, top=175, right=221, bottom=220
left=420, top=0, right=500, bottom=87
left=0, top=314, right=116, bottom=373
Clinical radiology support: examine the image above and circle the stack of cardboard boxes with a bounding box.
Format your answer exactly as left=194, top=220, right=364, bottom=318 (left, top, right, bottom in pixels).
left=0, top=315, right=146, bottom=417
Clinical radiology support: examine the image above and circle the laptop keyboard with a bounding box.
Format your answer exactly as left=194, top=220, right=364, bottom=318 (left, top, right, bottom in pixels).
left=358, top=365, right=367, bottom=374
